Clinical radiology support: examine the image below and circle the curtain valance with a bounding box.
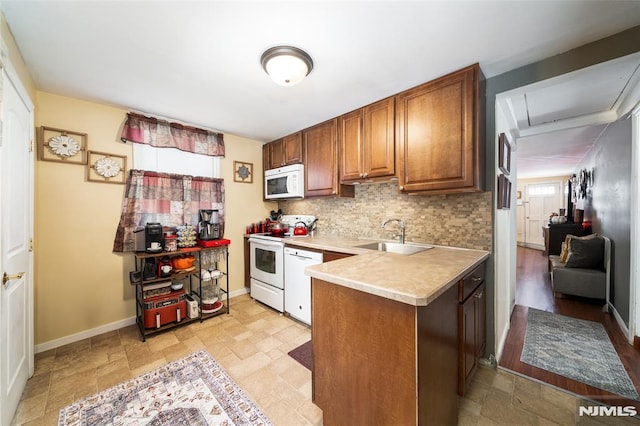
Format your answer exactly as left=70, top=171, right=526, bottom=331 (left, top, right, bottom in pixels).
left=121, top=112, right=225, bottom=157
left=113, top=169, right=225, bottom=252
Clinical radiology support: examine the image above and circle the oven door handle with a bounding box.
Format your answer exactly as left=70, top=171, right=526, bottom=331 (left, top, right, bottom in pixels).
left=248, top=238, right=284, bottom=248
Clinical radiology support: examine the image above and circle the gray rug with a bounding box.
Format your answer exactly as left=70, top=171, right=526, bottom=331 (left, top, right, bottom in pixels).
left=521, top=308, right=639, bottom=400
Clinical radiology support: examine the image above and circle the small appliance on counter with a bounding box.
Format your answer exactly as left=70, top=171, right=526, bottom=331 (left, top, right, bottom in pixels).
left=197, top=209, right=221, bottom=243
left=134, top=222, right=164, bottom=253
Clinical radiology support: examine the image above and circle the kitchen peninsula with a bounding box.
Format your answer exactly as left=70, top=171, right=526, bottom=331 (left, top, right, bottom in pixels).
left=292, top=237, right=489, bottom=425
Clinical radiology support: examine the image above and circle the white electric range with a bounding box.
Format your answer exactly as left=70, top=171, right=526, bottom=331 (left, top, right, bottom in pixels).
left=248, top=215, right=316, bottom=313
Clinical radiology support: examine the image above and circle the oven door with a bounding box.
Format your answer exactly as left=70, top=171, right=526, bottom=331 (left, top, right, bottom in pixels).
left=249, top=238, right=284, bottom=289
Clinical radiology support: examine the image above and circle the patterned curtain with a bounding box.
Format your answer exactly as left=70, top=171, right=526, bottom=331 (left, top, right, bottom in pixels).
left=113, top=170, right=225, bottom=252
left=121, top=112, right=225, bottom=157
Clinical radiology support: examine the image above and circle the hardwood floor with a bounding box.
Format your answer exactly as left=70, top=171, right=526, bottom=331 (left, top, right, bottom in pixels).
left=500, top=246, right=640, bottom=408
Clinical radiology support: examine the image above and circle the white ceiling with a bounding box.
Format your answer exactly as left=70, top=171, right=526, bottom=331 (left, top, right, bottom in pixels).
left=2, top=1, right=639, bottom=145
left=499, top=52, right=640, bottom=179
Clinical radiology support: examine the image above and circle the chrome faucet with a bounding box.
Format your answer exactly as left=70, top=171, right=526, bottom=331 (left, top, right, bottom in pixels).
left=381, top=218, right=405, bottom=244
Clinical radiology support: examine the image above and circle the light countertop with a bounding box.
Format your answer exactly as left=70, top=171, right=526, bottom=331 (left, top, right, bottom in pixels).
left=283, top=235, right=490, bottom=306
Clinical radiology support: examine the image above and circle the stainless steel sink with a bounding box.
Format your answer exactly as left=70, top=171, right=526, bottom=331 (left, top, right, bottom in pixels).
left=355, top=241, right=432, bottom=255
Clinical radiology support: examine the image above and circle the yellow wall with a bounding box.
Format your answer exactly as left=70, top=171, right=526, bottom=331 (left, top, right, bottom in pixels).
left=219, top=134, right=277, bottom=295
left=35, top=91, right=273, bottom=347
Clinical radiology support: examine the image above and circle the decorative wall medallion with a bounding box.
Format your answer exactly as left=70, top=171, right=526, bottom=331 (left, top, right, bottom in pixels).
left=87, top=151, right=127, bottom=184
left=233, top=161, right=253, bottom=183
left=48, top=135, right=80, bottom=157
left=38, top=126, right=88, bottom=164
left=94, top=157, right=121, bottom=178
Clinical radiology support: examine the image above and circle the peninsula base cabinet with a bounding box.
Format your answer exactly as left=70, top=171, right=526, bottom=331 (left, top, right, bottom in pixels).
left=458, top=264, right=486, bottom=396
left=312, top=278, right=459, bottom=425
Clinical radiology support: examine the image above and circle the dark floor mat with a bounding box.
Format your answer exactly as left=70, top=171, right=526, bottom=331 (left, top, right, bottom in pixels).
left=288, top=340, right=312, bottom=370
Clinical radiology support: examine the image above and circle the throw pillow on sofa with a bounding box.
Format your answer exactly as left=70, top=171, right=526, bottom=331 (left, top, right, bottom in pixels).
left=560, top=233, right=598, bottom=263
left=565, top=235, right=604, bottom=269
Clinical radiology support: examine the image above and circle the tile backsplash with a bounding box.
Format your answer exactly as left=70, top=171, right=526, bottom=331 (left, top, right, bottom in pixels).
left=279, top=181, right=492, bottom=251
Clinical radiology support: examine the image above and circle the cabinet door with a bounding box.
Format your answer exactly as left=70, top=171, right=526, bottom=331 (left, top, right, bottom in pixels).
left=363, top=97, right=395, bottom=179
left=262, top=143, right=270, bottom=172
left=396, top=64, right=480, bottom=194
left=304, top=119, right=338, bottom=197
left=459, top=295, right=477, bottom=394
left=244, top=236, right=251, bottom=288
left=283, top=132, right=303, bottom=165
left=458, top=281, right=486, bottom=396
left=268, top=139, right=284, bottom=169
left=262, top=144, right=269, bottom=199
left=338, top=109, right=364, bottom=182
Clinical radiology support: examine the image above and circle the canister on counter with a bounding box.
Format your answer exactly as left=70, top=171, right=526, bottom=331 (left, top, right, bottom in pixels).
left=164, top=234, right=178, bottom=252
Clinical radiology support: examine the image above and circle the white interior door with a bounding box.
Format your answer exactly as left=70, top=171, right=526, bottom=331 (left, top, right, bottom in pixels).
left=524, top=182, right=562, bottom=249
left=0, top=69, right=34, bottom=426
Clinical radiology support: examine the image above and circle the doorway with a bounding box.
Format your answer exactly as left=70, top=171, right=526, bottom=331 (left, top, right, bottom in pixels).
left=495, top=54, right=639, bottom=406
left=493, top=52, right=640, bottom=360
left=519, top=181, right=563, bottom=250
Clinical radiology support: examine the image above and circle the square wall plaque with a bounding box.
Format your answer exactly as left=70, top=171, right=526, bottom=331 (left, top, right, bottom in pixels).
left=38, top=126, right=88, bottom=165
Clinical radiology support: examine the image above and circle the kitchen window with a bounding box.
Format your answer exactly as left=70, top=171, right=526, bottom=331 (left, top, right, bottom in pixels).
left=132, top=143, right=220, bottom=178
left=528, top=184, right=557, bottom=196
left=113, top=112, right=225, bottom=252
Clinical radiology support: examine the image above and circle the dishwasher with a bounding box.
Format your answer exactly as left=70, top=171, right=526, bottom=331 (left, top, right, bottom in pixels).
left=284, top=247, right=323, bottom=325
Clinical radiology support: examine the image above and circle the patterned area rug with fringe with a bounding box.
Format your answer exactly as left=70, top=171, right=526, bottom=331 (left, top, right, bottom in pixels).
left=58, top=350, right=272, bottom=426
left=521, top=308, right=639, bottom=400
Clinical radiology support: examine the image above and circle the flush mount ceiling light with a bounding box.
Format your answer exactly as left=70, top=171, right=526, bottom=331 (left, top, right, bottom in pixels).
left=261, top=46, right=313, bottom=87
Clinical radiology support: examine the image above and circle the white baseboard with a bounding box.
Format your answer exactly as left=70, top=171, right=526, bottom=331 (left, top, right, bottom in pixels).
left=229, top=287, right=249, bottom=298
left=608, top=302, right=631, bottom=340
left=35, top=288, right=251, bottom=354
left=494, top=319, right=510, bottom=364
left=35, top=316, right=136, bottom=354
left=518, top=242, right=544, bottom=251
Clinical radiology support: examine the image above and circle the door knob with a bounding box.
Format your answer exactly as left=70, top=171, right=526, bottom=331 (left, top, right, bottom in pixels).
left=3, top=272, right=25, bottom=286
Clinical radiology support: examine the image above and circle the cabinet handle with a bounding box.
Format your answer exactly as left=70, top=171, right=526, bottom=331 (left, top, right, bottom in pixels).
left=399, top=185, right=404, bottom=190
left=475, top=291, right=484, bottom=299
left=363, top=172, right=368, bottom=178
left=471, top=276, right=482, bottom=283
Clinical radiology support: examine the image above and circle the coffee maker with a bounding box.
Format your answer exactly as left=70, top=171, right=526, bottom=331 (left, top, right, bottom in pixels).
left=198, top=209, right=220, bottom=240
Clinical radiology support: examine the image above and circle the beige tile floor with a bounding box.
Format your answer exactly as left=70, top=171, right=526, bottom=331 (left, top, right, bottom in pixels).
left=11, top=294, right=638, bottom=425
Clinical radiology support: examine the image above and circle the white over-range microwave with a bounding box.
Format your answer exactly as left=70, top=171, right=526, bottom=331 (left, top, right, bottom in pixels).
left=265, top=164, right=304, bottom=200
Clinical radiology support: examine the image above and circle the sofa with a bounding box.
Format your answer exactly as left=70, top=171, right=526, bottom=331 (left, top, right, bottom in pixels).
left=548, top=234, right=610, bottom=306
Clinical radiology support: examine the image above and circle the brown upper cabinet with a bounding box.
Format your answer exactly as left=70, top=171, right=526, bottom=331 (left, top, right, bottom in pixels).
left=396, top=64, right=485, bottom=194
left=303, top=119, right=354, bottom=198
left=266, top=132, right=303, bottom=170
left=339, top=97, right=395, bottom=183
